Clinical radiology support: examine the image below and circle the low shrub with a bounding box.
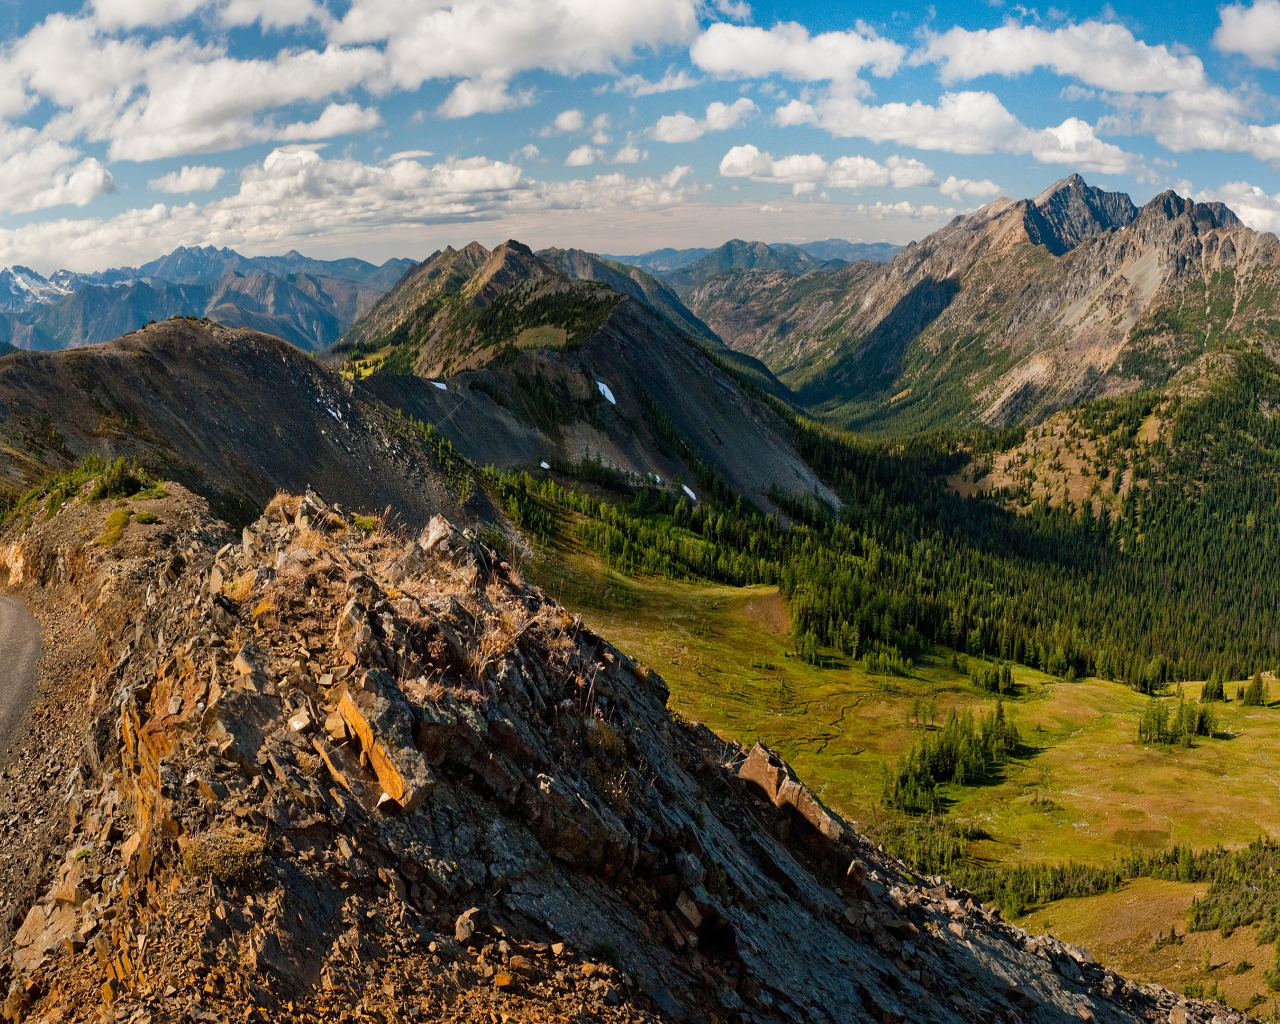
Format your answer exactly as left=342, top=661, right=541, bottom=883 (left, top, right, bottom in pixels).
left=182, top=824, right=265, bottom=882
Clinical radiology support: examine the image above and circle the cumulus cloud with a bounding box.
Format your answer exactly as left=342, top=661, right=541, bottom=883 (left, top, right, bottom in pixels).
left=565, top=145, right=603, bottom=166
left=939, top=175, right=1001, bottom=200
left=919, top=17, right=1280, bottom=164
left=333, top=0, right=700, bottom=96
left=719, top=144, right=935, bottom=195
left=551, top=109, right=585, bottom=134
left=1214, top=0, right=1280, bottom=67
left=612, top=68, right=701, bottom=95
left=147, top=164, right=226, bottom=193
left=91, top=0, right=325, bottom=30
left=280, top=102, right=383, bottom=141
left=0, top=148, right=700, bottom=271
left=691, top=21, right=904, bottom=82
left=1195, top=180, right=1280, bottom=232
left=437, top=78, right=535, bottom=118
left=613, top=143, right=645, bottom=163
left=779, top=90, right=1138, bottom=174
left=651, top=98, right=755, bottom=142
left=919, top=20, right=1209, bottom=94
left=0, top=125, right=115, bottom=215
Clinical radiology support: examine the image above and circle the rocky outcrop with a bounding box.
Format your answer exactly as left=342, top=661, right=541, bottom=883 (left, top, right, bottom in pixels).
left=0, top=483, right=1261, bottom=1023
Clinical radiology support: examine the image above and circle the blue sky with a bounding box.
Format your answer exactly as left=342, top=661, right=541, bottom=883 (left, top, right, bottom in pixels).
left=0, top=0, right=1278, bottom=272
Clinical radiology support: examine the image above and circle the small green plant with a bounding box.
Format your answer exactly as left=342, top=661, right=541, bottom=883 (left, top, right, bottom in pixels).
left=182, top=824, right=265, bottom=882
left=587, top=939, right=623, bottom=971
left=95, top=508, right=132, bottom=546
left=351, top=513, right=379, bottom=534
left=1234, top=960, right=1254, bottom=975
left=134, top=510, right=160, bottom=525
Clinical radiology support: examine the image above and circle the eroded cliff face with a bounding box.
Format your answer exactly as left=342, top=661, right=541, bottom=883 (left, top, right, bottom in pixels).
left=0, top=484, right=1258, bottom=1024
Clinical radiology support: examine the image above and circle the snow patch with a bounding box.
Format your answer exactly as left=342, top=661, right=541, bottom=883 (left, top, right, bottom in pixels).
left=682, top=485, right=697, bottom=501
left=540, top=461, right=551, bottom=470
left=596, top=380, right=616, bottom=405
left=431, top=381, right=447, bottom=391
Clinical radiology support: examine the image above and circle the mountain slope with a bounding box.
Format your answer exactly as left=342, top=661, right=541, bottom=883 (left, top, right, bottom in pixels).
left=663, top=238, right=838, bottom=292
left=335, top=239, right=830, bottom=511
left=0, top=318, right=487, bottom=527
left=687, top=177, right=1279, bottom=433
left=1, top=484, right=1253, bottom=1024
left=538, top=246, right=719, bottom=345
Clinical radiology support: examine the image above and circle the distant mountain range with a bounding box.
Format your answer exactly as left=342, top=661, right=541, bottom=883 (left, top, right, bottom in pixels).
left=0, top=245, right=415, bottom=352
left=607, top=238, right=900, bottom=275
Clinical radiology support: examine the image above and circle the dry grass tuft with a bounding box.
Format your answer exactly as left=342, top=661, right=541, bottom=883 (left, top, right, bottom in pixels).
left=182, top=824, right=265, bottom=881
left=224, top=571, right=257, bottom=603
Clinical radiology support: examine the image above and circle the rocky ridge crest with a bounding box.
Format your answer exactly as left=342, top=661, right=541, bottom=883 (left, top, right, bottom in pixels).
left=0, top=481, right=1258, bottom=1024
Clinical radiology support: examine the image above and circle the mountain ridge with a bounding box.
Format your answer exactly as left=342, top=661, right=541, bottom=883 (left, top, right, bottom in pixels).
left=681, top=176, right=1278, bottom=433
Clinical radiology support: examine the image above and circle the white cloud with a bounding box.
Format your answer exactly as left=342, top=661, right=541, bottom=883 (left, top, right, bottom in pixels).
left=280, top=102, right=382, bottom=141
left=218, top=0, right=326, bottom=30
left=0, top=124, right=115, bottom=215
left=780, top=89, right=1138, bottom=174
left=1215, top=0, right=1280, bottom=67
left=551, top=109, right=585, bottom=134
left=919, top=20, right=1210, bottom=94
left=691, top=21, right=905, bottom=82
left=385, top=149, right=433, bottom=162
left=651, top=97, right=755, bottom=142
left=91, top=0, right=325, bottom=30
left=437, top=77, right=535, bottom=118
left=1195, top=180, right=1280, bottom=232
left=333, top=0, right=700, bottom=107
left=918, top=17, right=1280, bottom=164
left=939, top=175, right=1001, bottom=200
left=613, top=144, right=645, bottom=163
left=0, top=149, right=700, bottom=271
left=517, top=144, right=540, bottom=160
left=565, top=145, right=603, bottom=166
left=718, top=144, right=935, bottom=195
left=613, top=67, right=701, bottom=96
left=90, top=0, right=205, bottom=30
left=147, top=164, right=226, bottom=193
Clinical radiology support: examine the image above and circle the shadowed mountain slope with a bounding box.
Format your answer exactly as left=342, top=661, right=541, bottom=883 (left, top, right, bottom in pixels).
left=334, top=240, right=831, bottom=512
left=0, top=318, right=486, bottom=528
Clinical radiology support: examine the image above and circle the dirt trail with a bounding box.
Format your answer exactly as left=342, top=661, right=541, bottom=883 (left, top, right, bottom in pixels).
left=0, top=595, right=40, bottom=755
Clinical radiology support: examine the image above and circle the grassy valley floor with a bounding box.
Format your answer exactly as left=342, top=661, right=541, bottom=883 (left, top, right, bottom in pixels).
left=525, top=531, right=1280, bottom=1014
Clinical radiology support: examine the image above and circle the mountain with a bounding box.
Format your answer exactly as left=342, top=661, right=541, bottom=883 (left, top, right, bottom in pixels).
left=0, top=265, right=75, bottom=313
left=608, top=239, right=899, bottom=275
left=602, top=245, right=712, bottom=272
left=0, top=245, right=415, bottom=352
left=662, top=239, right=839, bottom=292
left=333, top=239, right=833, bottom=512
left=788, top=238, right=901, bottom=263
left=0, top=318, right=490, bottom=527
left=2, top=474, right=1251, bottom=1024
left=684, top=176, right=1276, bottom=433
left=537, top=246, right=719, bottom=345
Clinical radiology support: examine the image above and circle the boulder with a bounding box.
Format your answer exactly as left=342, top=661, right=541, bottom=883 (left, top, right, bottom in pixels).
left=738, top=742, right=852, bottom=846
left=336, top=671, right=433, bottom=811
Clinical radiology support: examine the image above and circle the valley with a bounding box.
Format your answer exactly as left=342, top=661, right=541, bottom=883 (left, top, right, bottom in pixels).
left=4, top=175, right=1280, bottom=1022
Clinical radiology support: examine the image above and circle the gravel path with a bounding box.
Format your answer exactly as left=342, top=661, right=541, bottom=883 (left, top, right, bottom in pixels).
left=0, top=595, right=40, bottom=754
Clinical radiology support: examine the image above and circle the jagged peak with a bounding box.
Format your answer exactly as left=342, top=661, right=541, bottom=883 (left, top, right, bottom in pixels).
left=1021, top=174, right=1138, bottom=256
left=1133, top=189, right=1245, bottom=235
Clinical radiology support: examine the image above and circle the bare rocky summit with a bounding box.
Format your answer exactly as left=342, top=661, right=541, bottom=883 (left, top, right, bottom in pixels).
left=0, top=479, right=1260, bottom=1023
